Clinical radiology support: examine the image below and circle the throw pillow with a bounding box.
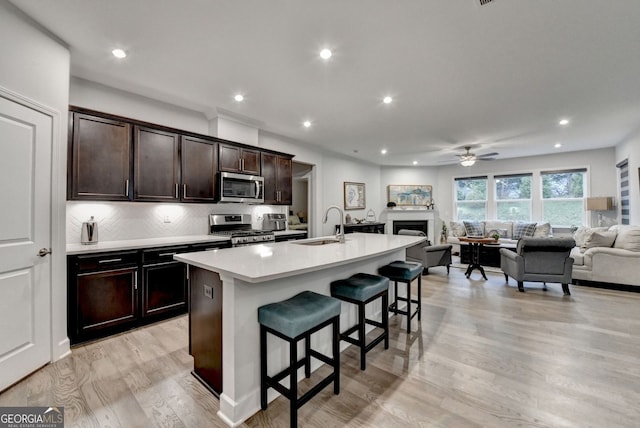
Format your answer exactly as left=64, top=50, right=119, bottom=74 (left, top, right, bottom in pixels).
left=449, top=221, right=467, bottom=237
left=463, top=221, right=484, bottom=237
left=288, top=215, right=300, bottom=225
left=581, top=230, right=617, bottom=253
left=533, top=222, right=551, bottom=237
left=623, top=231, right=640, bottom=252
left=574, top=226, right=608, bottom=247
left=611, top=226, right=640, bottom=252
left=513, top=222, right=537, bottom=239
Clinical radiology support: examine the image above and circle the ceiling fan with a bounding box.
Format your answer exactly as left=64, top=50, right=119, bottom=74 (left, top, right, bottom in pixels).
left=456, top=146, right=498, bottom=166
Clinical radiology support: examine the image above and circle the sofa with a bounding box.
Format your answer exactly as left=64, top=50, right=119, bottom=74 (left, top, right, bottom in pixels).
left=570, top=224, right=640, bottom=287
left=447, top=220, right=552, bottom=254
left=288, top=214, right=308, bottom=231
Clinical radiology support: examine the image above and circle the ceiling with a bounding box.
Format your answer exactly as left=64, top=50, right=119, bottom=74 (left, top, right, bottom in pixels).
left=10, top=0, right=640, bottom=166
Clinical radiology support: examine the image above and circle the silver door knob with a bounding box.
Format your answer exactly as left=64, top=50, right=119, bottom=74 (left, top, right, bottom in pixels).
left=38, top=248, right=52, bottom=257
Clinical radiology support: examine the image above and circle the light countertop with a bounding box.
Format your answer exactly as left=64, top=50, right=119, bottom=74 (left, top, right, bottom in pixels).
left=273, top=230, right=307, bottom=236
left=174, top=232, right=425, bottom=283
left=66, top=235, right=230, bottom=255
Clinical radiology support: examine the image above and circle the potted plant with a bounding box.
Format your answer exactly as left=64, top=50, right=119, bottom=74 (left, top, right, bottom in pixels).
left=490, top=232, right=501, bottom=242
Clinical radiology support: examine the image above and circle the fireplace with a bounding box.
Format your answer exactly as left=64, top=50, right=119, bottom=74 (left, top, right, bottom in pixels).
left=380, top=208, right=438, bottom=244
left=393, top=220, right=428, bottom=236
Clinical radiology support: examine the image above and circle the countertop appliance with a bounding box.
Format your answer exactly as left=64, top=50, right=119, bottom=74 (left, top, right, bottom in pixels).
left=262, top=213, right=287, bottom=231
left=219, top=172, right=264, bottom=203
left=81, top=216, right=98, bottom=244
left=209, top=214, right=274, bottom=247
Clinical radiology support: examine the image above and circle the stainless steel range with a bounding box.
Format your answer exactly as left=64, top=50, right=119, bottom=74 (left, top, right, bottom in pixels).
left=209, top=214, right=275, bottom=247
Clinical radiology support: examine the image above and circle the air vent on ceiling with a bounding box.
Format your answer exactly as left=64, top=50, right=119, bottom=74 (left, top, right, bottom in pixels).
left=479, top=0, right=495, bottom=5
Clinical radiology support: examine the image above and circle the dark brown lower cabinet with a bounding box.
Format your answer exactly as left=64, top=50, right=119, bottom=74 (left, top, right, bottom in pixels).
left=142, top=261, right=187, bottom=318
left=189, top=266, right=223, bottom=395
left=68, top=241, right=230, bottom=345
left=69, top=251, right=139, bottom=344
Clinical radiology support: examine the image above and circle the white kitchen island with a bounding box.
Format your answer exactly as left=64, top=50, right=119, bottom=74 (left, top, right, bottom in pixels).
left=174, top=232, right=425, bottom=427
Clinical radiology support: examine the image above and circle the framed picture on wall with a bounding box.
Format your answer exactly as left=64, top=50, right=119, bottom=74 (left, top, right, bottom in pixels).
left=344, top=182, right=366, bottom=210
left=387, top=184, right=432, bottom=206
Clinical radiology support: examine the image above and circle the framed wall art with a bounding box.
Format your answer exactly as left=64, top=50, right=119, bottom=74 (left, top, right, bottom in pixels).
left=344, top=182, right=366, bottom=210
left=387, top=184, right=432, bottom=206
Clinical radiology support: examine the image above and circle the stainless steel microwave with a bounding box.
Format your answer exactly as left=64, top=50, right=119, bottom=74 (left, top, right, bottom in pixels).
left=219, top=172, right=264, bottom=203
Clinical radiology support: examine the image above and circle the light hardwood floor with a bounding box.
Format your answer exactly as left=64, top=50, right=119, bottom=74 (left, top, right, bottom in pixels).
left=2, top=267, right=640, bottom=427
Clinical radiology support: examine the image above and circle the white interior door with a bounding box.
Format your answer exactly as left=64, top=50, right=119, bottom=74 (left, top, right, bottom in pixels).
left=0, top=93, right=52, bottom=390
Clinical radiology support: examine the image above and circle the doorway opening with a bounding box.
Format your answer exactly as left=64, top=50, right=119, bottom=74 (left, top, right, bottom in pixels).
left=291, top=161, right=313, bottom=237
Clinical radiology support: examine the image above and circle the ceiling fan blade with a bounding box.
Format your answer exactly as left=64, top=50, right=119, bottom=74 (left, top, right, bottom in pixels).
left=477, top=152, right=499, bottom=158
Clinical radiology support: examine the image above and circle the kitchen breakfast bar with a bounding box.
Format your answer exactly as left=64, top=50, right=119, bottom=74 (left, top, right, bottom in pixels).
left=174, top=232, right=425, bottom=426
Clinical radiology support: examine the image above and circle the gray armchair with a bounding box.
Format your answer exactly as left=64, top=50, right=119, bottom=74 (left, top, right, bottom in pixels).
left=500, top=237, right=576, bottom=295
left=398, top=229, right=452, bottom=275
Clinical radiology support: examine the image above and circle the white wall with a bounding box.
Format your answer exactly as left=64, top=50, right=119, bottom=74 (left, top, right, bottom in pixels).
left=320, top=155, right=381, bottom=235
left=70, top=77, right=209, bottom=134
left=616, top=131, right=640, bottom=225
left=1, top=0, right=70, bottom=360
left=211, top=115, right=259, bottom=146
left=291, top=178, right=308, bottom=217
left=435, top=147, right=617, bottom=226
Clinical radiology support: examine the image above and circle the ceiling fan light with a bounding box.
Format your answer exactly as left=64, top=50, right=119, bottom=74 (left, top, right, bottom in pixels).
left=460, top=159, right=476, bottom=167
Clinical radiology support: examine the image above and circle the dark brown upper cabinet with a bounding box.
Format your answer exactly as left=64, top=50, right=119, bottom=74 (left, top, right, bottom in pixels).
left=218, top=143, right=261, bottom=175
left=68, top=113, right=132, bottom=200
left=181, top=135, right=218, bottom=202
left=67, top=107, right=293, bottom=204
left=261, top=153, right=293, bottom=205
left=134, top=126, right=180, bottom=202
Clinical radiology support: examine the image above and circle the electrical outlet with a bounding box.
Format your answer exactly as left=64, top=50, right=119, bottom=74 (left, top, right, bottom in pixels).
left=163, top=216, right=171, bottom=223
left=203, top=284, right=213, bottom=299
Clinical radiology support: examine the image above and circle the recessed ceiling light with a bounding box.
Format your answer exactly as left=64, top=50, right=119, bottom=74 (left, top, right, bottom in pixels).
left=319, top=48, right=332, bottom=60
left=383, top=96, right=393, bottom=104
left=412, top=161, right=418, bottom=165
left=559, top=118, right=570, bottom=126
left=554, top=142, right=562, bottom=148
left=303, top=121, right=311, bottom=128
left=234, top=94, right=244, bottom=102
left=381, top=149, right=387, bottom=154
left=111, top=48, right=127, bottom=59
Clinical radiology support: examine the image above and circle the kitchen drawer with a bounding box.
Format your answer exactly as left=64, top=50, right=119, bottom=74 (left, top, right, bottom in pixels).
left=142, top=245, right=190, bottom=265
left=75, top=250, right=139, bottom=272
left=189, top=241, right=231, bottom=252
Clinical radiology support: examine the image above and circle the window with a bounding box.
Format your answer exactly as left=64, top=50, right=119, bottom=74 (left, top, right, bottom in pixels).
left=495, top=173, right=532, bottom=221
left=541, top=169, right=586, bottom=226
left=617, top=159, right=629, bottom=225
left=455, top=176, right=487, bottom=221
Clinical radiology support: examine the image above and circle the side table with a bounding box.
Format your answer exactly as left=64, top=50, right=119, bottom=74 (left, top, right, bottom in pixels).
left=458, top=237, right=498, bottom=280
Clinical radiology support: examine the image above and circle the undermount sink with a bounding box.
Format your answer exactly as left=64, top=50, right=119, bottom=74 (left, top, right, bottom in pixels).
left=292, top=237, right=343, bottom=246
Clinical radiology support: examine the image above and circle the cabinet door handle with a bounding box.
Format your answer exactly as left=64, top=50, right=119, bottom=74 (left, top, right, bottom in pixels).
left=134, top=273, right=138, bottom=290
left=183, top=184, right=187, bottom=198
left=159, top=252, right=177, bottom=257
left=175, top=183, right=179, bottom=198
left=125, top=179, right=129, bottom=197
left=99, top=258, right=122, bottom=264
left=239, top=159, right=242, bottom=171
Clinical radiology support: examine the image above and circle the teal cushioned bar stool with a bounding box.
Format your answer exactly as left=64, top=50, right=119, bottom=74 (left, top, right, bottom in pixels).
left=378, top=260, right=423, bottom=333
left=258, top=291, right=341, bottom=428
left=330, top=273, right=390, bottom=370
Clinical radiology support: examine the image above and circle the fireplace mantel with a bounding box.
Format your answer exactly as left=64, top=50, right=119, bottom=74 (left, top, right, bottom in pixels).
left=380, top=208, right=438, bottom=241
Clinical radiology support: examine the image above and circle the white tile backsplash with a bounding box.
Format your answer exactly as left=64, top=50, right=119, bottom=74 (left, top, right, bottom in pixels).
left=66, top=201, right=288, bottom=244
